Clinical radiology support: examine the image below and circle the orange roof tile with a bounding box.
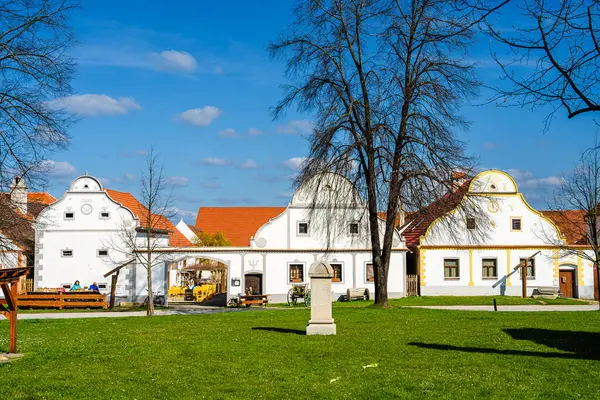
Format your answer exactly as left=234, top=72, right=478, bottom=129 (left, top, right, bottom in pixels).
left=400, top=181, right=471, bottom=248
left=27, top=192, right=56, bottom=205
left=195, top=207, right=286, bottom=247
left=105, top=189, right=192, bottom=247
left=541, top=210, right=588, bottom=245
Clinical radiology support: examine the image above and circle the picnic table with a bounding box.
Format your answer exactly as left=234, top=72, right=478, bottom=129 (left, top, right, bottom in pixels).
left=239, top=294, right=269, bottom=307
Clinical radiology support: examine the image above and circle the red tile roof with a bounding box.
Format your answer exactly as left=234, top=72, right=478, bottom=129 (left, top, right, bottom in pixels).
left=105, top=189, right=192, bottom=247
left=541, top=210, right=588, bottom=245
left=400, top=181, right=471, bottom=248
left=27, top=192, right=56, bottom=205
left=195, top=207, right=286, bottom=247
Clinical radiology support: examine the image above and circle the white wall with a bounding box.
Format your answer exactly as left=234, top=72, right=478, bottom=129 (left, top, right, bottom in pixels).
left=35, top=176, right=137, bottom=295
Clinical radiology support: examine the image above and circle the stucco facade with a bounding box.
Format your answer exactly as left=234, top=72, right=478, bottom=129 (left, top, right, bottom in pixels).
left=411, top=170, right=596, bottom=298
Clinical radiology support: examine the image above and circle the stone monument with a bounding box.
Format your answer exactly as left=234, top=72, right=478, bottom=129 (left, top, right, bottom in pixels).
left=306, top=260, right=336, bottom=335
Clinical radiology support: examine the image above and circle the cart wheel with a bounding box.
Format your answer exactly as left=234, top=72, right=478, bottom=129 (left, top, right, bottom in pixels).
left=287, top=289, right=297, bottom=306
left=305, top=290, right=311, bottom=307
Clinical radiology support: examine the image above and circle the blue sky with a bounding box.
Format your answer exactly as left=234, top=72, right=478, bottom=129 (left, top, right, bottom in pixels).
left=41, top=0, right=599, bottom=223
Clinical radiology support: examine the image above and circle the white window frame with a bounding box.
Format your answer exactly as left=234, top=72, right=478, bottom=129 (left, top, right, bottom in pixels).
left=64, top=211, right=75, bottom=220
left=296, top=221, right=309, bottom=236
left=365, top=262, right=375, bottom=283
left=61, top=249, right=73, bottom=257
left=99, top=211, right=110, bottom=220
left=482, top=257, right=498, bottom=280
left=330, top=262, right=344, bottom=284
left=349, top=222, right=359, bottom=236
left=287, top=262, right=306, bottom=284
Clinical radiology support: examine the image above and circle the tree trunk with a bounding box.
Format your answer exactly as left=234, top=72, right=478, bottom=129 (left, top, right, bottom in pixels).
left=595, top=260, right=600, bottom=310
left=147, top=251, right=154, bottom=316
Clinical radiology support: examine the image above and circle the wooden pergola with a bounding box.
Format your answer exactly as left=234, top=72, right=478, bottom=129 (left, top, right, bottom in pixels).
left=0, top=267, right=29, bottom=353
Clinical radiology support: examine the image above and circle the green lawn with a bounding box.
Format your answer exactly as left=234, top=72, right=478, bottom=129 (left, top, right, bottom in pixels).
left=268, top=295, right=590, bottom=308
left=1, top=307, right=599, bottom=399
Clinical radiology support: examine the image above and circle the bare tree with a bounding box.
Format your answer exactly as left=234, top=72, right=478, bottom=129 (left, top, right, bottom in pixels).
left=270, top=0, right=501, bottom=306
left=479, top=0, right=600, bottom=121
left=542, top=142, right=600, bottom=308
left=0, top=0, right=77, bottom=271
left=108, top=148, right=176, bottom=316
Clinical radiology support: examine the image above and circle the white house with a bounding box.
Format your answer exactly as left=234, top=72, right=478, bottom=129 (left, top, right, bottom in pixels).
left=181, top=173, right=408, bottom=303
left=402, top=169, right=597, bottom=299
left=34, top=174, right=191, bottom=301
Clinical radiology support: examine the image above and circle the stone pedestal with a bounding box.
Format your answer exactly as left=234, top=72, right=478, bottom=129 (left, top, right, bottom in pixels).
left=306, top=261, right=336, bottom=336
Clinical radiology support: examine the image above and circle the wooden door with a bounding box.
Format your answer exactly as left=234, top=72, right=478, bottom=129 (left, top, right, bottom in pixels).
left=245, top=274, right=262, bottom=294
left=559, top=270, right=574, bottom=298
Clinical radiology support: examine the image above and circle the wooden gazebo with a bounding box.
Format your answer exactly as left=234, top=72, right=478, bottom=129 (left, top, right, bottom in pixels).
left=0, top=267, right=29, bottom=353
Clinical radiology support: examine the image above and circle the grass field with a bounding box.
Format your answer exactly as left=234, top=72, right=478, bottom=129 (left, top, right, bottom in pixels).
left=1, top=307, right=599, bottom=399
left=268, top=295, right=590, bottom=308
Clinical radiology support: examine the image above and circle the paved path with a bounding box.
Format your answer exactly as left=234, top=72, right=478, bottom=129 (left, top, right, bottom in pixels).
left=404, top=305, right=599, bottom=312
left=0, top=307, right=247, bottom=320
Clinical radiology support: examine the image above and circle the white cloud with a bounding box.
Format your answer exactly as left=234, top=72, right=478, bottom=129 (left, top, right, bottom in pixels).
left=48, top=94, right=142, bottom=116
left=483, top=142, right=501, bottom=150
left=168, top=207, right=197, bottom=223
left=177, top=106, right=222, bottom=127
left=38, top=160, right=77, bottom=177
left=98, top=177, right=111, bottom=186
left=214, top=65, right=224, bottom=74
left=505, top=168, right=563, bottom=188
left=219, top=128, right=236, bottom=138
left=277, top=192, right=295, bottom=199
left=152, top=50, right=198, bottom=72
left=240, top=160, right=258, bottom=169
left=199, top=157, right=227, bottom=166
left=166, top=176, right=189, bottom=187
left=276, top=120, right=313, bottom=135
left=113, top=173, right=137, bottom=183
left=284, top=157, right=306, bottom=171
left=247, top=128, right=263, bottom=136
left=202, top=182, right=222, bottom=190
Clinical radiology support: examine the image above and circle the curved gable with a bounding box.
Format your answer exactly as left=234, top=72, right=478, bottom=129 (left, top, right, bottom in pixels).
left=469, top=170, right=517, bottom=194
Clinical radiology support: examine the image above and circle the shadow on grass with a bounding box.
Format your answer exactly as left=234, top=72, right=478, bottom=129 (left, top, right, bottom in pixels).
left=409, top=328, right=600, bottom=361
left=252, top=327, right=305, bottom=335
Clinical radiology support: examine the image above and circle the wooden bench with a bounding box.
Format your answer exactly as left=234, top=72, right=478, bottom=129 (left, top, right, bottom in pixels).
left=18, top=291, right=107, bottom=309
left=532, top=287, right=560, bottom=298
left=346, top=288, right=370, bottom=301
left=239, top=294, right=269, bottom=307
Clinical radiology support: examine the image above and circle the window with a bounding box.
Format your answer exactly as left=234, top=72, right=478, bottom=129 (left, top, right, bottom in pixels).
left=519, top=258, right=535, bottom=279
left=349, top=223, right=359, bottom=235
left=289, top=264, right=304, bottom=283
left=482, top=258, right=497, bottom=279
left=466, top=217, right=476, bottom=230
left=366, top=263, right=374, bottom=282
left=61, top=249, right=73, bottom=257
left=64, top=211, right=74, bottom=220
left=100, top=211, right=110, bottom=219
left=97, top=249, right=109, bottom=257
left=444, top=259, right=460, bottom=279
left=331, top=263, right=343, bottom=282
left=297, top=222, right=309, bottom=236
left=511, top=218, right=522, bottom=231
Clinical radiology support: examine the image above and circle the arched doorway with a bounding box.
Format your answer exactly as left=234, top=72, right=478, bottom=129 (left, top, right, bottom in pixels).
left=244, top=272, right=263, bottom=295
left=559, top=264, right=577, bottom=298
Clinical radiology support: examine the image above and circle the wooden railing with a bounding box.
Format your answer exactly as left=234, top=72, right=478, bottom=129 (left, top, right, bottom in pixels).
left=406, top=274, right=419, bottom=297
left=17, top=291, right=107, bottom=310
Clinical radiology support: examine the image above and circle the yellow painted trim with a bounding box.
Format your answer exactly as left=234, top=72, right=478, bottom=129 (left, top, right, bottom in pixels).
left=420, top=184, right=564, bottom=246
left=506, top=249, right=511, bottom=286
left=468, top=249, right=474, bottom=286
left=420, top=245, right=559, bottom=250
left=553, top=250, right=559, bottom=280
left=420, top=249, right=427, bottom=286
left=577, top=255, right=584, bottom=287
left=468, top=169, right=519, bottom=193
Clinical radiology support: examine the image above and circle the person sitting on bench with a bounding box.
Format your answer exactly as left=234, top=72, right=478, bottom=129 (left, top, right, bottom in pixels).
left=89, top=282, right=99, bottom=292
left=70, top=280, right=81, bottom=291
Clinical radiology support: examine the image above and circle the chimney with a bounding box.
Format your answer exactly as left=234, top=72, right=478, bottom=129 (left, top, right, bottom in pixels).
left=450, top=171, right=467, bottom=192
left=10, top=176, right=28, bottom=215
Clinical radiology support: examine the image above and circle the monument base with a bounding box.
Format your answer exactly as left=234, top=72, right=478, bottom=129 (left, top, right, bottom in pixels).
left=306, top=322, right=336, bottom=336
